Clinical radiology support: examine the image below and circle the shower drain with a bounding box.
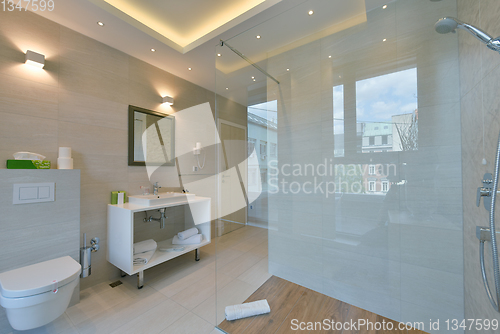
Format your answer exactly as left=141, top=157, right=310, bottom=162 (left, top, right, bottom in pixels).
left=109, top=280, right=123, bottom=288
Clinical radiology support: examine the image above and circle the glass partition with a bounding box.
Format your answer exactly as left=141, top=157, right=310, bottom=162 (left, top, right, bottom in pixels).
left=216, top=0, right=463, bottom=332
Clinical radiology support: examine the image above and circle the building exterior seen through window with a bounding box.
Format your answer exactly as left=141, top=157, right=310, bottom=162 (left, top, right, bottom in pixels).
left=333, top=68, right=418, bottom=195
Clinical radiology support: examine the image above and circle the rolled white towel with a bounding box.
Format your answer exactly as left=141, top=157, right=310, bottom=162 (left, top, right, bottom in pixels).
left=178, top=228, right=199, bottom=240
left=133, top=250, right=155, bottom=266
left=172, top=234, right=202, bottom=245
left=225, top=300, right=271, bottom=321
left=134, top=239, right=157, bottom=255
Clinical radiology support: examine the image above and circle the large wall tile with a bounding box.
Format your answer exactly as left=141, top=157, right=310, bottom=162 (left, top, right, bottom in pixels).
left=460, top=0, right=500, bottom=329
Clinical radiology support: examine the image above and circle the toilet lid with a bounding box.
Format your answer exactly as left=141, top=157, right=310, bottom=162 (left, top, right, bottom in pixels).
left=0, top=256, right=81, bottom=298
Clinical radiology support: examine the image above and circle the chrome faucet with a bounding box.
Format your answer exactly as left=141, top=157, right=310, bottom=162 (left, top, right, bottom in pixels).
left=153, top=182, right=161, bottom=196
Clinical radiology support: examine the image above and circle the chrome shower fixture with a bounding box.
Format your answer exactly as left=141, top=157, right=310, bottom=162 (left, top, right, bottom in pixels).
left=435, top=17, right=500, bottom=53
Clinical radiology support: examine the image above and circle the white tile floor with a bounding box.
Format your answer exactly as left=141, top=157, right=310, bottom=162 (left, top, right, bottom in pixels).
left=0, top=226, right=269, bottom=334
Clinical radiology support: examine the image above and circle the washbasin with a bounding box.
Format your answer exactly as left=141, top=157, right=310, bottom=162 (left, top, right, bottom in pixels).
left=128, top=192, right=195, bottom=206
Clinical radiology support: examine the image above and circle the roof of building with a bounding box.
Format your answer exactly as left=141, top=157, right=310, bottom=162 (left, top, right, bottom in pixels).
left=248, top=113, right=277, bottom=130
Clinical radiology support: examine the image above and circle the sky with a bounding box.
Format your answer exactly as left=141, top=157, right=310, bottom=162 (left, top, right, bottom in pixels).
left=248, top=67, right=417, bottom=129
left=355, top=67, right=418, bottom=124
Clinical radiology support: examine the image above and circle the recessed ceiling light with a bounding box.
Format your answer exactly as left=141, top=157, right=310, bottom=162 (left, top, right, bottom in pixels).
left=188, top=67, right=192, bottom=71
left=217, top=53, right=221, bottom=57
left=256, top=35, right=261, bottom=39
left=286, top=68, right=290, bottom=71
left=382, top=4, right=388, bottom=9
left=308, top=10, right=314, bottom=15
left=97, top=21, right=105, bottom=26
left=328, top=55, right=332, bottom=58
left=151, top=48, right=156, bottom=52
left=339, top=75, right=342, bottom=78
left=383, top=38, right=387, bottom=42
left=251, top=76, right=255, bottom=79
left=226, top=87, right=229, bottom=90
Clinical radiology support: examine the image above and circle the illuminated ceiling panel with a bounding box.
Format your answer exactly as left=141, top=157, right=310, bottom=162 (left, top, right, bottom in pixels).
left=89, top=0, right=282, bottom=53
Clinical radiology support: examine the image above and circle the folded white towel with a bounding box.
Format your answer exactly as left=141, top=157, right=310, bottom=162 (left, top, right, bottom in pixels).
left=178, top=228, right=199, bottom=240
left=134, top=239, right=157, bottom=255
left=133, top=250, right=155, bottom=266
left=225, top=300, right=271, bottom=321
left=172, top=234, right=202, bottom=245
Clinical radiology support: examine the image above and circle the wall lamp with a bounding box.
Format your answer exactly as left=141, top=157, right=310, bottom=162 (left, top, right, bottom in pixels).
left=25, top=50, right=45, bottom=69
left=162, top=95, right=174, bottom=105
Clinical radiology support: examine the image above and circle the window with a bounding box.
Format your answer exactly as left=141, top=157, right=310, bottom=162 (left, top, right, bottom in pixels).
left=369, top=165, right=375, bottom=175
left=355, top=68, right=418, bottom=154
left=260, top=168, right=267, bottom=183
left=333, top=85, right=344, bottom=157
left=382, top=181, right=389, bottom=192
left=260, top=140, right=267, bottom=159
left=248, top=138, right=257, bottom=157
left=369, top=181, right=376, bottom=192
left=249, top=167, right=258, bottom=186
left=270, top=143, right=277, bottom=157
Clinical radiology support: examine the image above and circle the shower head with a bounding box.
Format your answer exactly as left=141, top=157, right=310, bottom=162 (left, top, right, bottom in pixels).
left=434, top=17, right=459, bottom=34
left=435, top=17, right=500, bottom=53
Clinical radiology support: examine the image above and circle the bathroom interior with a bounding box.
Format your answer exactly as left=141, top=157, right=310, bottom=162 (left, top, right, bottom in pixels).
left=1, top=0, right=500, bottom=333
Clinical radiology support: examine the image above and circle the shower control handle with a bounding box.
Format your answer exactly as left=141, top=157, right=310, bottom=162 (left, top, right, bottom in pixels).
left=477, top=187, right=491, bottom=206
left=477, top=173, right=494, bottom=211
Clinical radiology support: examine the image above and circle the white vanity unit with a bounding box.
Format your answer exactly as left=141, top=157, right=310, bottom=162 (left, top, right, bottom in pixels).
left=107, top=193, right=211, bottom=288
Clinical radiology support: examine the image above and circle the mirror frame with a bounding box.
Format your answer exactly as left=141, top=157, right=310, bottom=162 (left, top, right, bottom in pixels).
left=128, top=105, right=175, bottom=166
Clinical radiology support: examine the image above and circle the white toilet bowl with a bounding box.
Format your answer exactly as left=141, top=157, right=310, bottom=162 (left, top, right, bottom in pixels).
left=0, top=256, right=81, bottom=331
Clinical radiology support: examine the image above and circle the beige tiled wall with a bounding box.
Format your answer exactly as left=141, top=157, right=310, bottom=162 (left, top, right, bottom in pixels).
left=0, top=169, right=80, bottom=329
left=458, top=0, right=500, bottom=332
left=0, top=9, right=245, bottom=289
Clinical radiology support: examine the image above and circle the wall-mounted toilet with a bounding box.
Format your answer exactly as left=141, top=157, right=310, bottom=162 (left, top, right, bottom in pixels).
left=0, top=256, right=81, bottom=331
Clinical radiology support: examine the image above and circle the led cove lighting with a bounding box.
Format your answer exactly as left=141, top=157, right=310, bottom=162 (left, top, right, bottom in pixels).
left=25, top=50, right=45, bottom=69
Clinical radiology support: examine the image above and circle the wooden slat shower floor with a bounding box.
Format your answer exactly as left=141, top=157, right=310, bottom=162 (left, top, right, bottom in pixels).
left=218, top=276, right=428, bottom=334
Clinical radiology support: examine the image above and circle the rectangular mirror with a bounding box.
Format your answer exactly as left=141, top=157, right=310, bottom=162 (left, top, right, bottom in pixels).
left=128, top=105, right=175, bottom=166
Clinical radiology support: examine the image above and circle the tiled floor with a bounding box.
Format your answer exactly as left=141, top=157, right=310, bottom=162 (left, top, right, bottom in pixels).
left=0, top=225, right=269, bottom=334
left=1, top=225, right=428, bottom=334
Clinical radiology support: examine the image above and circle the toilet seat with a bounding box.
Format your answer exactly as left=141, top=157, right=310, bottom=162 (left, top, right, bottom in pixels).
left=0, top=256, right=80, bottom=299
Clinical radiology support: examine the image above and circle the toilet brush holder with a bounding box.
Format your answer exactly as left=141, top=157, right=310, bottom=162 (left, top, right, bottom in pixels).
left=80, top=234, right=99, bottom=278
left=81, top=247, right=92, bottom=278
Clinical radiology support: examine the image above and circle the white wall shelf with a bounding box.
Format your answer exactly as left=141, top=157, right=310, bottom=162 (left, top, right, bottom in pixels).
left=107, top=196, right=211, bottom=288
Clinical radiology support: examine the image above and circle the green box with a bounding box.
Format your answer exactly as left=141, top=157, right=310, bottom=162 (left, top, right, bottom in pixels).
left=6, top=160, right=51, bottom=169
left=111, top=191, right=127, bottom=204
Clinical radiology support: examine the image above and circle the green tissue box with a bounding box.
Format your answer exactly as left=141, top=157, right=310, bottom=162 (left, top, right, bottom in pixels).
left=7, top=160, right=51, bottom=169
left=111, top=191, right=127, bottom=204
